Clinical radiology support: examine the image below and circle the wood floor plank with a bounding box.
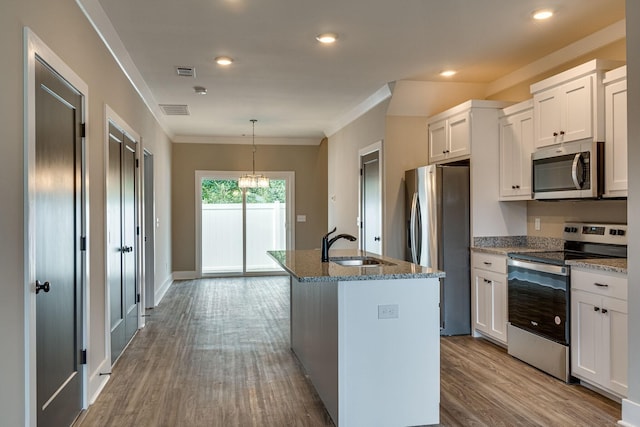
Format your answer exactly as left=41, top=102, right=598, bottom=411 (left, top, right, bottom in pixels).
left=77, top=277, right=621, bottom=427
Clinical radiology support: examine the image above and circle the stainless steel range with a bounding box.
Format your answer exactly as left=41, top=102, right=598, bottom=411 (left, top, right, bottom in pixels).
left=506, top=222, right=627, bottom=382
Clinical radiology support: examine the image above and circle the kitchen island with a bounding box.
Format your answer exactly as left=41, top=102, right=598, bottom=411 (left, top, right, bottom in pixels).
left=268, top=249, right=445, bottom=427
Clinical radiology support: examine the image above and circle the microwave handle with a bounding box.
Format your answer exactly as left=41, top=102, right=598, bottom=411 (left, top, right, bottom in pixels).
left=571, top=153, right=584, bottom=189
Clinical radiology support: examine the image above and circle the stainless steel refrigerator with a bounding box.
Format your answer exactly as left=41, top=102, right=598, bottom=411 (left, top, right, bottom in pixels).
left=405, top=164, right=470, bottom=335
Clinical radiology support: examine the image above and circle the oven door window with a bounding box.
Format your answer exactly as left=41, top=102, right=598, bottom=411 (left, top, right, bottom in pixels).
left=508, top=265, right=570, bottom=344
left=533, top=152, right=590, bottom=193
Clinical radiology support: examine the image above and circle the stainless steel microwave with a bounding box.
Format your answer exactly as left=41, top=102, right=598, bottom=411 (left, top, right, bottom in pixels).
left=532, top=140, right=604, bottom=200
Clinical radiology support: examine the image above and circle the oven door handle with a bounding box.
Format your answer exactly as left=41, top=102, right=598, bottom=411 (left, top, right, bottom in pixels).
left=507, top=258, right=569, bottom=276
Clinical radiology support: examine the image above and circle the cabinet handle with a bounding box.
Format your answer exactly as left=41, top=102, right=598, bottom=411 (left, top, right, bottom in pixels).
left=512, top=185, right=516, bottom=189
left=602, top=308, right=608, bottom=314
left=594, top=306, right=600, bottom=312
left=515, top=185, right=520, bottom=189
left=553, top=132, right=558, bottom=137
left=560, top=130, right=565, bottom=135
left=483, top=261, right=492, bottom=266
left=594, top=282, right=609, bottom=287
left=483, top=278, right=492, bottom=284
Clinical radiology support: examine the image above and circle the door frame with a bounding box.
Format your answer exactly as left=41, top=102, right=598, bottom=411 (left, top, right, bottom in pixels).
left=24, top=28, right=90, bottom=425
left=358, top=141, right=384, bottom=254
left=104, top=106, right=145, bottom=362
left=143, top=150, right=156, bottom=308
left=194, top=170, right=295, bottom=277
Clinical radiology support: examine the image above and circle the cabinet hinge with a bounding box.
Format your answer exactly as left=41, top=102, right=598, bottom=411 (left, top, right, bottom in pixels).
left=136, top=159, right=139, bottom=168
left=80, top=123, right=86, bottom=138
left=136, top=226, right=140, bottom=236
left=359, top=168, right=363, bottom=176
left=80, top=349, right=87, bottom=365
left=80, top=236, right=87, bottom=251
left=137, top=293, right=141, bottom=304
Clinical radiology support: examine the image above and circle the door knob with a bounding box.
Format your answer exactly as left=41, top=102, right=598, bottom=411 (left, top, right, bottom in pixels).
left=35, top=280, right=51, bottom=294
left=121, top=246, right=133, bottom=253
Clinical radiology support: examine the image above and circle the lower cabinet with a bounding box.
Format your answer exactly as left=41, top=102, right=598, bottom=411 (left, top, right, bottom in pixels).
left=571, top=268, right=628, bottom=397
left=471, top=253, right=508, bottom=345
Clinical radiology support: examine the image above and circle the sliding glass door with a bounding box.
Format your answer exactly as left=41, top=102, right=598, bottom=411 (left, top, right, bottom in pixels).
left=197, top=171, right=293, bottom=275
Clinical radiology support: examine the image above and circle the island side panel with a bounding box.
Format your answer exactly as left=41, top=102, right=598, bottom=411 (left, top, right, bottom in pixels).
left=290, top=277, right=339, bottom=423
left=338, top=277, right=440, bottom=427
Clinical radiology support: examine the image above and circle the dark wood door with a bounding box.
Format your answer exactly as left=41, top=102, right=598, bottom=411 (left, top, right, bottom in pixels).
left=35, top=57, right=83, bottom=427
left=108, top=123, right=139, bottom=363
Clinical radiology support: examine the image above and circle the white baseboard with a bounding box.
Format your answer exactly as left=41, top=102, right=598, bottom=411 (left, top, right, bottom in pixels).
left=620, top=398, right=640, bottom=426
left=173, top=271, right=199, bottom=280
left=154, top=274, right=174, bottom=306
left=88, top=358, right=111, bottom=404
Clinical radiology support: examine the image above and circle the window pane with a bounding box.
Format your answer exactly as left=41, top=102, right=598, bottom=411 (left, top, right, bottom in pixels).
left=246, top=180, right=287, bottom=272
left=201, top=179, right=243, bottom=273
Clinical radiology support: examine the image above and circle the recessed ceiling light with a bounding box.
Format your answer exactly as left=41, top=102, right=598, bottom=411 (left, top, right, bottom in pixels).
left=440, top=70, right=457, bottom=77
left=215, top=56, right=234, bottom=66
left=316, top=33, right=338, bottom=44
left=533, top=9, right=554, bottom=20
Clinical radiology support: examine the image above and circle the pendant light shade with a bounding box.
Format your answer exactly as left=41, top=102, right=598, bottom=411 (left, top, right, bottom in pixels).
left=238, top=119, right=269, bottom=189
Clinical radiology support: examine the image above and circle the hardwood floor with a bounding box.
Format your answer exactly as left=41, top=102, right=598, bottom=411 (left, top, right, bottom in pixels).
left=78, top=277, right=620, bottom=427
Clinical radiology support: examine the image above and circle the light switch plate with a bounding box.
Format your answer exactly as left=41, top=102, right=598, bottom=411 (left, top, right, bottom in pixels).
left=378, top=304, right=399, bottom=319
left=296, top=215, right=306, bottom=222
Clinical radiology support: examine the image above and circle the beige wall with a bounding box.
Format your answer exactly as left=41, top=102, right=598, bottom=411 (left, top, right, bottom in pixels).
left=0, top=0, right=173, bottom=423
left=526, top=200, right=627, bottom=237
left=327, top=100, right=390, bottom=252
left=384, top=116, right=429, bottom=258
left=171, top=141, right=327, bottom=272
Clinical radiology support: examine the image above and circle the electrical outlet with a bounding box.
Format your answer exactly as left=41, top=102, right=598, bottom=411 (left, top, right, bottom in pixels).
left=378, top=304, right=399, bottom=319
left=535, top=217, right=541, bottom=231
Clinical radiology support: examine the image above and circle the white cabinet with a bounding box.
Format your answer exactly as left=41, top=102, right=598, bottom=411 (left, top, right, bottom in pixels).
left=427, top=100, right=509, bottom=164
left=471, top=252, right=508, bottom=344
left=499, top=100, right=534, bottom=200
left=428, top=111, right=470, bottom=163
left=571, top=267, right=628, bottom=397
left=603, top=66, right=627, bottom=197
left=530, top=59, right=621, bottom=149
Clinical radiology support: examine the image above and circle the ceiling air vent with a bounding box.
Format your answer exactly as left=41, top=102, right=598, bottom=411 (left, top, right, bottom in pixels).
left=159, top=104, right=190, bottom=116
left=175, top=66, right=195, bottom=77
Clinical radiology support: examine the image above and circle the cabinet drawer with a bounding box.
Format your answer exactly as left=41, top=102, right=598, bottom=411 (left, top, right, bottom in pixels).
left=571, top=268, right=627, bottom=300
left=472, top=253, right=507, bottom=274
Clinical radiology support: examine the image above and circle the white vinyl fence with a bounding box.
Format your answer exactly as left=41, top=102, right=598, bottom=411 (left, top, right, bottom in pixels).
left=202, top=202, right=286, bottom=272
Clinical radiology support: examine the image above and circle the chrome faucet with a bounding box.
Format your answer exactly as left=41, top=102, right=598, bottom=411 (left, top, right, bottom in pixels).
left=321, top=227, right=357, bottom=262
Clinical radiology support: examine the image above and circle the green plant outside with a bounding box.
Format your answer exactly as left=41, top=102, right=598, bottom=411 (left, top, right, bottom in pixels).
left=201, top=179, right=286, bottom=204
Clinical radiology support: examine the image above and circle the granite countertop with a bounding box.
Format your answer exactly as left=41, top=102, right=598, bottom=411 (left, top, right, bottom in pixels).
left=566, top=258, right=628, bottom=274
left=267, top=249, right=445, bottom=282
left=471, top=235, right=564, bottom=256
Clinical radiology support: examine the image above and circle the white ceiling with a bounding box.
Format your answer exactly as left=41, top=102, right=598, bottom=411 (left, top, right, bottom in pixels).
left=78, top=0, right=625, bottom=140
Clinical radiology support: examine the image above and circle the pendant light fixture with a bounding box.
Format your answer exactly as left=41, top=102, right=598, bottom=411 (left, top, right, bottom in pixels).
left=238, top=119, right=269, bottom=189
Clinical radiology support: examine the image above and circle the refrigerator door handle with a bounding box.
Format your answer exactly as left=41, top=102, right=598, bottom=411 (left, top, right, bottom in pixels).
left=410, top=192, right=419, bottom=264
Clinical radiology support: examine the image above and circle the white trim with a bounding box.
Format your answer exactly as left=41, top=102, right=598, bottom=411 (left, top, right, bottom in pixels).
left=358, top=141, right=384, bottom=256
left=143, top=149, right=156, bottom=309
left=74, top=0, right=172, bottom=138
left=621, top=398, right=640, bottom=426
left=173, top=271, right=199, bottom=281
left=173, top=135, right=322, bottom=146
left=486, top=19, right=626, bottom=97
left=324, top=84, right=392, bottom=137
left=24, top=27, right=90, bottom=427
left=154, top=274, right=174, bottom=305
left=87, top=358, right=110, bottom=404
left=195, top=171, right=296, bottom=276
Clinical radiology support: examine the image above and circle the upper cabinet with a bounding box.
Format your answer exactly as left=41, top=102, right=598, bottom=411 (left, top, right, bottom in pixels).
left=428, top=111, right=471, bottom=163
left=499, top=100, right=534, bottom=200
left=427, top=100, right=509, bottom=165
left=530, top=59, right=622, bottom=149
left=603, top=66, right=627, bottom=198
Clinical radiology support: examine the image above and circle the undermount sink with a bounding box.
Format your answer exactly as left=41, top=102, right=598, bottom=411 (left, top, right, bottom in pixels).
left=329, top=256, right=395, bottom=267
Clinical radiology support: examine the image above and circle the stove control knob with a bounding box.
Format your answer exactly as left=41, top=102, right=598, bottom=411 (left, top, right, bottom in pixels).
left=564, top=227, right=571, bottom=232
left=571, top=227, right=578, bottom=233
left=617, top=229, right=625, bottom=236
left=610, top=229, right=617, bottom=236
